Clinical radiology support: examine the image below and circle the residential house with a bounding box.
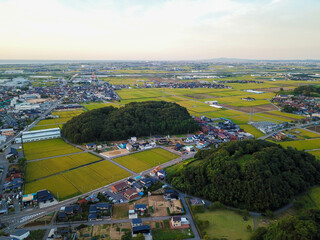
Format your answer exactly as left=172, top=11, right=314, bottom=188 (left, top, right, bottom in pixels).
left=37, top=190, right=54, bottom=204
left=170, top=217, right=190, bottom=229
left=164, top=190, right=179, bottom=201
left=132, top=225, right=151, bottom=236
left=135, top=204, right=147, bottom=215
left=123, top=189, right=139, bottom=200
left=111, top=181, right=127, bottom=194
left=131, top=218, right=143, bottom=227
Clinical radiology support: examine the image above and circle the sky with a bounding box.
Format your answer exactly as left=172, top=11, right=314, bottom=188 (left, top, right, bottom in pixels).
left=0, top=0, right=320, bottom=60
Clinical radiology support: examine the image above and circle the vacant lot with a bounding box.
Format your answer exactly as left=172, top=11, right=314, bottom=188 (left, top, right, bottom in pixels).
left=113, top=203, right=129, bottom=219
left=26, top=153, right=101, bottom=182
left=279, top=138, right=320, bottom=150
left=113, top=148, right=179, bottom=173
left=24, top=175, right=80, bottom=200
left=195, top=209, right=254, bottom=240
left=23, top=139, right=82, bottom=160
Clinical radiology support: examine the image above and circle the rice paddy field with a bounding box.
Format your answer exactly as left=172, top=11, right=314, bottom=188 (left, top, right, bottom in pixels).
left=279, top=138, right=320, bottom=150
left=81, top=102, right=122, bottom=111
left=30, top=125, right=60, bottom=131
left=309, top=150, right=320, bottom=159
left=23, top=138, right=82, bottom=160
left=113, top=148, right=179, bottom=173
left=238, top=124, right=264, bottom=138
left=24, top=174, right=81, bottom=200
left=25, top=159, right=131, bottom=199
left=25, top=153, right=101, bottom=182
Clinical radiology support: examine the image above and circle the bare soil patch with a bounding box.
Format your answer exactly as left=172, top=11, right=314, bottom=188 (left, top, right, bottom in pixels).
left=307, top=126, right=320, bottom=134
left=149, top=195, right=169, bottom=217
left=101, top=149, right=129, bottom=158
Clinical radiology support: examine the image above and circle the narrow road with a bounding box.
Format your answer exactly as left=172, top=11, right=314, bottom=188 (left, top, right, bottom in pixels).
left=180, top=196, right=201, bottom=240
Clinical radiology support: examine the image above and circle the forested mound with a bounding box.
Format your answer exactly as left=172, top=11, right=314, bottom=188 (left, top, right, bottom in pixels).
left=62, top=101, right=199, bottom=144
left=251, top=209, right=320, bottom=240
left=168, top=140, right=320, bottom=211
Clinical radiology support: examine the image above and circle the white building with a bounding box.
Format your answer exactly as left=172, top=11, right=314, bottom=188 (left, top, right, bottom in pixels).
left=22, top=128, right=61, bottom=142
left=10, top=230, right=30, bottom=240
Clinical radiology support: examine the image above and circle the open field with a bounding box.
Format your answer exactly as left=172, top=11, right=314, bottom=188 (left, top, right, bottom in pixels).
left=81, top=102, right=122, bottom=111
left=113, top=148, right=179, bottom=173
left=52, top=110, right=84, bottom=118
left=25, top=153, right=101, bottom=182
left=112, top=203, right=129, bottom=219
left=279, top=138, right=320, bottom=150
left=195, top=209, right=254, bottom=240
left=23, top=139, right=82, bottom=160
left=24, top=175, right=80, bottom=200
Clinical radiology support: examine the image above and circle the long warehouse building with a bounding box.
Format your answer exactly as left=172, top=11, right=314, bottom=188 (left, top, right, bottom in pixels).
left=20, top=128, right=61, bottom=143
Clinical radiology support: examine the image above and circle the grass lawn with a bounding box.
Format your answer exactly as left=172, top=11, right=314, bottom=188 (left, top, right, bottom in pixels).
left=153, top=228, right=194, bottom=240
left=113, top=148, right=179, bottom=173
left=195, top=209, right=254, bottom=240
left=25, top=153, right=101, bottom=182
left=296, top=186, right=320, bottom=211
left=112, top=203, right=129, bottom=219
left=23, top=138, right=82, bottom=160
left=278, top=138, right=320, bottom=150
left=165, top=158, right=201, bottom=179
left=24, top=174, right=80, bottom=200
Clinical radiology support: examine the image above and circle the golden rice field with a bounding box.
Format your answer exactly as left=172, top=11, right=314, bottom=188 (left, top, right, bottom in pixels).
left=81, top=102, right=122, bottom=111
left=113, top=148, right=179, bottom=173
left=279, top=138, right=320, bottom=150
left=23, top=138, right=82, bottom=160
left=267, top=111, right=305, bottom=120
left=30, top=125, right=60, bottom=131
left=116, top=88, right=164, bottom=100
left=24, top=175, right=81, bottom=200
left=25, top=159, right=131, bottom=200
left=25, top=153, right=101, bottom=182
left=238, top=124, right=264, bottom=138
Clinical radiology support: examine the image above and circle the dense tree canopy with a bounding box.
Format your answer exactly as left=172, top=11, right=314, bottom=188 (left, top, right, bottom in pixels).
left=168, top=140, right=320, bottom=211
left=251, top=209, right=320, bottom=240
left=62, top=101, right=199, bottom=144
left=293, top=85, right=320, bottom=97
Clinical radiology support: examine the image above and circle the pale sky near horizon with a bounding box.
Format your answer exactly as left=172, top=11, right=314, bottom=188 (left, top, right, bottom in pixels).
left=0, top=0, right=320, bottom=60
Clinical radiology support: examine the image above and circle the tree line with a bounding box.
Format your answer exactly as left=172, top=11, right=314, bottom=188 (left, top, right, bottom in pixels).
left=62, top=101, right=200, bottom=144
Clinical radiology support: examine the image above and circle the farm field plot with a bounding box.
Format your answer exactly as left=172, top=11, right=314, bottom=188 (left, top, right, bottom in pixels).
left=238, top=124, right=264, bottom=138
left=87, top=160, right=131, bottom=183
left=310, top=150, right=320, bottom=159
left=37, top=118, right=71, bottom=125
left=24, top=175, right=80, bottom=200
left=163, top=88, right=232, bottom=96
left=119, top=97, right=163, bottom=105
left=186, top=105, right=223, bottom=113
left=289, top=128, right=320, bottom=139
left=30, top=125, right=60, bottom=131
left=113, top=148, right=179, bottom=173
left=279, top=139, right=320, bottom=150
left=52, top=110, right=84, bottom=118
left=203, top=109, right=244, bottom=118
left=63, top=166, right=109, bottom=193
left=267, top=111, right=305, bottom=120
left=255, top=113, right=292, bottom=122
left=195, top=209, right=254, bottom=240
left=23, top=138, right=82, bottom=160
left=81, top=102, right=122, bottom=110
left=116, top=88, right=164, bottom=100
left=25, top=153, right=101, bottom=182
left=227, top=114, right=269, bottom=124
